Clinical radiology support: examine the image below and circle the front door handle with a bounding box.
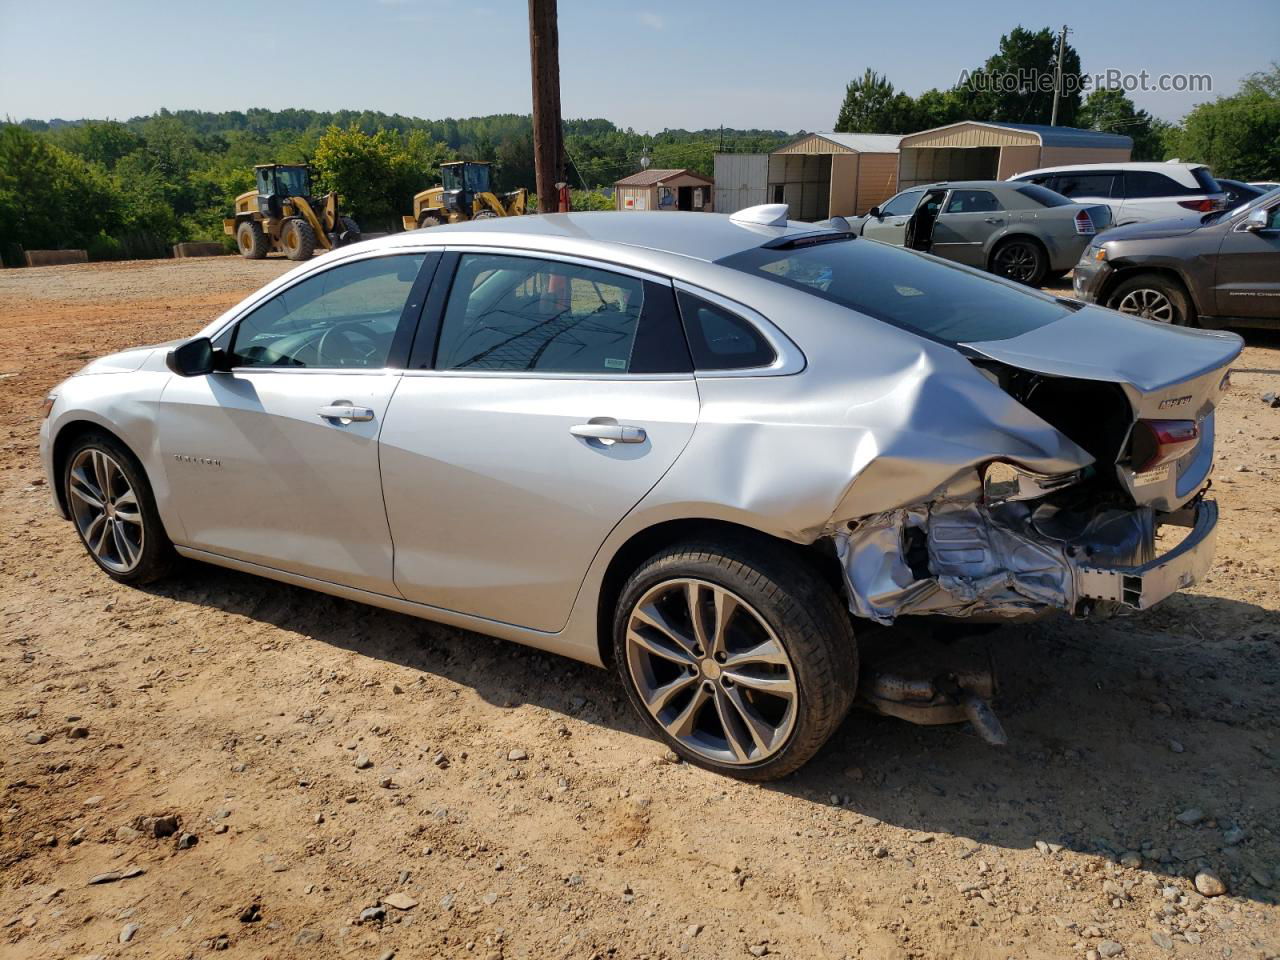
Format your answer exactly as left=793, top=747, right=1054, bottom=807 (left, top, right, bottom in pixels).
left=318, top=403, right=374, bottom=423
left=570, top=423, right=646, bottom=443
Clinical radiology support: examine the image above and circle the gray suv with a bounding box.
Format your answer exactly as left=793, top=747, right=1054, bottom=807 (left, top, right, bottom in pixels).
left=1072, top=188, right=1280, bottom=328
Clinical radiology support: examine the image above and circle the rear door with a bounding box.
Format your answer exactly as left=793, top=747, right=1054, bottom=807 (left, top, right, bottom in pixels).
left=379, top=250, right=699, bottom=633
left=860, top=189, right=924, bottom=246
left=1213, top=198, right=1280, bottom=318
left=930, top=188, right=1004, bottom=267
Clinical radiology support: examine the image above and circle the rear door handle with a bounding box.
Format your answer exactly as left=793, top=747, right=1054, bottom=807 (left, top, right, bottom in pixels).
left=984, top=217, right=1004, bottom=224
left=570, top=423, right=646, bottom=443
left=318, top=404, right=374, bottom=423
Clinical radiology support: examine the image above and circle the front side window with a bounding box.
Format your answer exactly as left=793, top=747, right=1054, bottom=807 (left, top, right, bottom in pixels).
left=230, top=254, right=425, bottom=369
left=434, top=254, right=689, bottom=374
left=943, top=190, right=1001, bottom=213
left=879, top=189, right=924, bottom=217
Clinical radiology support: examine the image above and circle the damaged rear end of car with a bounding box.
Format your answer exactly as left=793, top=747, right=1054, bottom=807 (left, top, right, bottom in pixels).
left=835, top=306, right=1238, bottom=627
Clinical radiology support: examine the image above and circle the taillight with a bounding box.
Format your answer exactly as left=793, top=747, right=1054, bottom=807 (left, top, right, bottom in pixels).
left=1130, top=419, right=1198, bottom=472
left=1074, top=209, right=1096, bottom=235
left=1177, top=198, right=1216, bottom=212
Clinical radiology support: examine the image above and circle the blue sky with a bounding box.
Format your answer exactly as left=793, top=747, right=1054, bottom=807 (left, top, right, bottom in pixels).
left=1, top=0, right=1276, bottom=130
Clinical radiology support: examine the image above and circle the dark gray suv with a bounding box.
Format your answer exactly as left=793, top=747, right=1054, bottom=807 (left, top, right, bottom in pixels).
left=1072, top=188, right=1280, bottom=328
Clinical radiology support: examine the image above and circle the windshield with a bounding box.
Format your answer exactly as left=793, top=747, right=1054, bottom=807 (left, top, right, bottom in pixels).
left=465, top=164, right=491, bottom=193
left=718, top=238, right=1072, bottom=344
left=275, top=167, right=310, bottom=197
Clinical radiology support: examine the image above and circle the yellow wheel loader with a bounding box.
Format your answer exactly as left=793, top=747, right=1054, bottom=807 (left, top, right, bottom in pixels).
left=402, top=161, right=528, bottom=231
left=225, top=164, right=361, bottom=261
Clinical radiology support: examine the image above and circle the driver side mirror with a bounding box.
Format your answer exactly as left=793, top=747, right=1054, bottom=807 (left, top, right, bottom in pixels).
left=166, top=337, right=228, bottom=377
left=869, top=206, right=882, bottom=219
left=1243, top=207, right=1271, bottom=232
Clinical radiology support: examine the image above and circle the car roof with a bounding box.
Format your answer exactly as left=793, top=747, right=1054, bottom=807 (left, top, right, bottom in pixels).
left=355, top=211, right=832, bottom=264
left=1010, top=161, right=1215, bottom=189
left=903, top=180, right=1024, bottom=191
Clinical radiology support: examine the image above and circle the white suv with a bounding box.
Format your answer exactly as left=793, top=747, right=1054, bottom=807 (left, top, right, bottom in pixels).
left=1009, top=162, right=1226, bottom=226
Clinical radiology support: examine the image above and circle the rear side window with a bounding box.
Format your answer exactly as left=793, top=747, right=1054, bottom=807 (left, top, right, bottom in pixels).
left=1124, top=171, right=1208, bottom=198
left=1014, top=184, right=1073, bottom=208
left=676, top=291, right=776, bottom=370
left=433, top=253, right=689, bottom=374
left=943, top=190, right=1001, bottom=213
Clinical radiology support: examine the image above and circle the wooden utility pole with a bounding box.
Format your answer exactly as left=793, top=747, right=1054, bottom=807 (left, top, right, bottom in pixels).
left=1049, top=23, right=1070, bottom=126
left=528, top=0, right=564, bottom=213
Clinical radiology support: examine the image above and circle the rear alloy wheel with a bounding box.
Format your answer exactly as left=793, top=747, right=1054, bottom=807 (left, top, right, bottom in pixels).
left=614, top=539, right=856, bottom=780
left=64, top=433, right=175, bottom=584
left=236, top=220, right=268, bottom=259
left=1108, top=274, right=1193, bottom=326
left=990, top=237, right=1047, bottom=287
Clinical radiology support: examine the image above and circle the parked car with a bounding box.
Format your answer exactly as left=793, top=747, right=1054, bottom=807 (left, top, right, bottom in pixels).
left=1072, top=187, right=1280, bottom=328
left=1217, top=178, right=1268, bottom=210
left=847, top=180, right=1108, bottom=287
left=41, top=207, right=1239, bottom=780
left=1009, top=162, right=1226, bottom=225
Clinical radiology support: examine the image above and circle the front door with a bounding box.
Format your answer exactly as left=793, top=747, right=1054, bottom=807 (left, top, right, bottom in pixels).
left=861, top=188, right=924, bottom=247
left=930, top=188, right=1004, bottom=267
left=380, top=251, right=699, bottom=633
left=1213, top=200, right=1280, bottom=318
left=157, top=252, right=431, bottom=593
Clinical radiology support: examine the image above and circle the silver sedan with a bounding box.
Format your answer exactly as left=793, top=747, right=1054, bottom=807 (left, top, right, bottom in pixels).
left=40, top=206, right=1240, bottom=780
left=847, top=180, right=1111, bottom=287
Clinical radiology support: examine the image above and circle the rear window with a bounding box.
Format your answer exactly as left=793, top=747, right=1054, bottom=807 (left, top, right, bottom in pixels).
left=1014, top=184, right=1073, bottom=208
left=717, top=238, right=1071, bottom=345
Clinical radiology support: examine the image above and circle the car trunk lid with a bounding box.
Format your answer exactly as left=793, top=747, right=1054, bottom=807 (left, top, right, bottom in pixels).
left=961, top=305, right=1243, bottom=509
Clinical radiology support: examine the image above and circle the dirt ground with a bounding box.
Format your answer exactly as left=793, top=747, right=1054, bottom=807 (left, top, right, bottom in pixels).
left=0, top=255, right=1277, bottom=960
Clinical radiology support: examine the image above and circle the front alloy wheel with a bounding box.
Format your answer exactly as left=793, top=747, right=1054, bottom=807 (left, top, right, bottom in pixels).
left=625, top=578, right=798, bottom=766
left=63, top=433, right=176, bottom=584
left=68, top=448, right=144, bottom=573
left=1115, top=286, right=1175, bottom=323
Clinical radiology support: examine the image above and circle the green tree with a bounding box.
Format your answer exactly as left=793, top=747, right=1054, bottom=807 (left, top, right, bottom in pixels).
left=834, top=70, right=917, bottom=134
left=958, top=26, right=1083, bottom=125
left=1170, top=68, right=1279, bottom=180
left=313, top=124, right=453, bottom=228
left=0, top=125, right=119, bottom=253
left=1078, top=88, right=1167, bottom=161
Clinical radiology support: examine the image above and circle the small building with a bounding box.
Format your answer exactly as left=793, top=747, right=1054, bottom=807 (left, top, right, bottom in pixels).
left=613, top=169, right=714, bottom=212
left=897, top=122, right=1133, bottom=190
left=715, top=132, right=902, bottom=220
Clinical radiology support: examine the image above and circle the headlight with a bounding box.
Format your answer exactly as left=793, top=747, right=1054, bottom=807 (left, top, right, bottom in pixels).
left=1089, top=244, right=1107, bottom=262
left=41, top=394, right=57, bottom=418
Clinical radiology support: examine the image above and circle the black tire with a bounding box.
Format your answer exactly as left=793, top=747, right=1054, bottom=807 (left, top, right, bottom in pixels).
left=62, top=431, right=176, bottom=585
left=612, top=537, right=857, bottom=781
left=471, top=210, right=499, bottom=220
left=1107, top=273, right=1195, bottom=326
left=281, top=217, right=316, bottom=261
left=236, top=220, right=268, bottom=260
left=418, top=213, right=442, bottom=229
left=338, top=215, right=362, bottom=245
left=989, top=236, right=1047, bottom=287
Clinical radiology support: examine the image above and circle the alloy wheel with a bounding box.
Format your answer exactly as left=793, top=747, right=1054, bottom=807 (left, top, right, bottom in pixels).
left=993, top=242, right=1038, bottom=282
left=1115, top=287, right=1175, bottom=323
left=68, top=448, right=144, bottom=573
left=624, top=578, right=798, bottom=766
